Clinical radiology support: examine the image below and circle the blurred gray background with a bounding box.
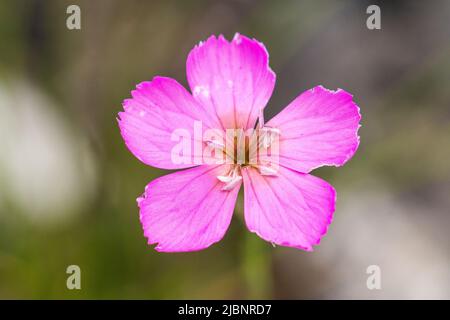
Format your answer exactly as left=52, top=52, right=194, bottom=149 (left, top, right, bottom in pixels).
left=0, top=0, right=449, bottom=299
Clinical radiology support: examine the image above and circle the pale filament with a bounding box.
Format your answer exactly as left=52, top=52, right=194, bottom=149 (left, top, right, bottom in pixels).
left=216, top=110, right=280, bottom=190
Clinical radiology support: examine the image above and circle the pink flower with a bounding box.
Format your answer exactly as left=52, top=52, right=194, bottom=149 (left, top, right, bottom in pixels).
left=118, top=33, right=361, bottom=252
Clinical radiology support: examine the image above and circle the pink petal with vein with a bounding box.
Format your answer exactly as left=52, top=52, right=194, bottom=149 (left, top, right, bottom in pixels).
left=138, top=165, right=241, bottom=252
left=186, top=33, right=276, bottom=130
left=242, top=166, right=335, bottom=251
left=266, top=86, right=361, bottom=173
left=118, top=76, right=222, bottom=169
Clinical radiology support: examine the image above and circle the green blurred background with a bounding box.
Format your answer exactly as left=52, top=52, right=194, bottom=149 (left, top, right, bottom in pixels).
left=0, top=0, right=449, bottom=299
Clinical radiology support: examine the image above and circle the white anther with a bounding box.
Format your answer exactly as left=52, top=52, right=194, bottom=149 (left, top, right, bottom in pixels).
left=206, top=139, right=225, bottom=149
left=258, top=165, right=278, bottom=176
left=221, top=175, right=242, bottom=191
left=218, top=166, right=242, bottom=190
left=217, top=175, right=233, bottom=183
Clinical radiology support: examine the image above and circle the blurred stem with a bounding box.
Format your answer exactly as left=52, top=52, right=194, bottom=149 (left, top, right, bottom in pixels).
left=241, top=231, right=273, bottom=299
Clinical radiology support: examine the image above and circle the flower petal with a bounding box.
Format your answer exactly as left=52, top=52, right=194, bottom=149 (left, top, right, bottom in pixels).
left=118, top=76, right=222, bottom=169
left=186, top=33, right=276, bottom=130
left=138, top=165, right=241, bottom=252
left=266, top=86, right=361, bottom=173
left=242, top=166, right=335, bottom=251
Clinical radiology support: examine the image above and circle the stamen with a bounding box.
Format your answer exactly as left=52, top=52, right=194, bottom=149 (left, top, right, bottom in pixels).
left=258, top=165, right=278, bottom=176
left=217, top=175, right=233, bottom=183
left=205, top=139, right=225, bottom=150
left=217, top=166, right=242, bottom=190
left=217, top=122, right=281, bottom=190
left=222, top=175, right=242, bottom=191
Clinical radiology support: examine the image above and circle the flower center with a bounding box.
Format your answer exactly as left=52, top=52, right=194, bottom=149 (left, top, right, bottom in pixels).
left=215, top=125, right=280, bottom=190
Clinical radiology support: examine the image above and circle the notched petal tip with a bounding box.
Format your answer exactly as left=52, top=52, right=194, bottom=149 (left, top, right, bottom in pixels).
left=138, top=166, right=240, bottom=253
left=118, top=75, right=219, bottom=170
left=186, top=32, right=277, bottom=129
left=267, top=84, right=362, bottom=173
left=242, top=167, right=335, bottom=252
